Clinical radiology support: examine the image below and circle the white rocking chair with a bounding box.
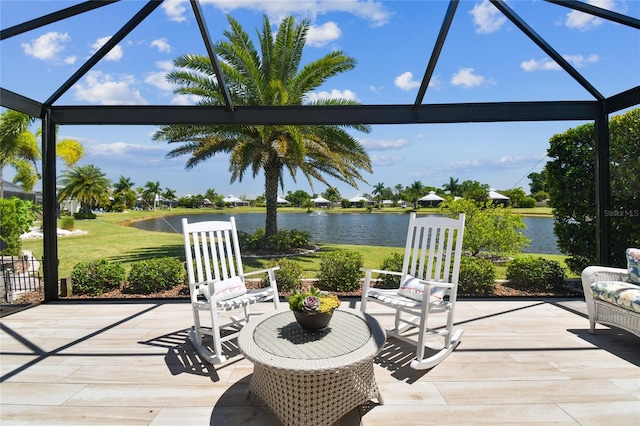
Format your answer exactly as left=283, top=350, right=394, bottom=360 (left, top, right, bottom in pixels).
left=360, top=213, right=465, bottom=370
left=182, top=217, right=280, bottom=364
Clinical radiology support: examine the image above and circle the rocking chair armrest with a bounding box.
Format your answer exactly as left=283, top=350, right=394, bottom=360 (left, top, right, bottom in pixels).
left=360, top=268, right=403, bottom=276
left=412, top=279, right=455, bottom=289
left=190, top=280, right=214, bottom=303
left=243, top=266, right=281, bottom=277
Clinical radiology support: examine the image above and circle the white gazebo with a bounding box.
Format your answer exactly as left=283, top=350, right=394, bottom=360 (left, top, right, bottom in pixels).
left=223, top=195, right=248, bottom=207
left=488, top=189, right=510, bottom=206
left=419, top=191, right=444, bottom=207
left=310, top=196, right=331, bottom=207
left=348, top=194, right=370, bottom=207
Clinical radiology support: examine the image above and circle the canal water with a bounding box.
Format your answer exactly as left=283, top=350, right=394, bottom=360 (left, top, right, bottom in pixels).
left=132, top=212, right=560, bottom=254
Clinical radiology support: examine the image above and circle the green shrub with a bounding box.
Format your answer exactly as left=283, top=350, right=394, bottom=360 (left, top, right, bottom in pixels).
left=458, top=256, right=496, bottom=295
left=239, top=228, right=311, bottom=251
left=0, top=197, right=36, bottom=255
left=73, top=212, right=97, bottom=220
left=238, top=228, right=265, bottom=250
left=376, top=252, right=404, bottom=289
left=518, top=197, right=537, bottom=208
left=318, top=250, right=363, bottom=292
left=71, top=259, right=125, bottom=296
left=59, top=216, right=74, bottom=231
left=268, top=229, right=311, bottom=251
left=534, top=191, right=549, bottom=202
left=506, top=257, right=565, bottom=291
left=262, top=258, right=302, bottom=292
left=124, top=257, right=185, bottom=294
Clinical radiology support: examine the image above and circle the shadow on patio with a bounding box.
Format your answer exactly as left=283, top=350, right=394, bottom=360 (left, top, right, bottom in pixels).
left=1, top=298, right=639, bottom=425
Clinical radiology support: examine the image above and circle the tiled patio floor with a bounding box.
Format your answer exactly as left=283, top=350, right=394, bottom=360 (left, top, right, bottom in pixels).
left=1, top=298, right=639, bottom=425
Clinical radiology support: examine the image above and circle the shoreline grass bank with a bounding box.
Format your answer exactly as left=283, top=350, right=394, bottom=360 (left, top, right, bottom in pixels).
left=21, top=206, right=569, bottom=280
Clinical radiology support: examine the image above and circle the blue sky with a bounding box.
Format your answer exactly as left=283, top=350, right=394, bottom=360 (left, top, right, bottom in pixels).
left=1, top=0, right=638, bottom=199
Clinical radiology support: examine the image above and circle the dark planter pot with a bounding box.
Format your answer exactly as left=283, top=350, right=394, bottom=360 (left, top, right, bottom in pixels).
left=293, top=310, right=333, bottom=330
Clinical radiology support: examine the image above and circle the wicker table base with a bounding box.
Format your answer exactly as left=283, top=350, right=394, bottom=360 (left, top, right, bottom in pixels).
left=238, top=308, right=386, bottom=426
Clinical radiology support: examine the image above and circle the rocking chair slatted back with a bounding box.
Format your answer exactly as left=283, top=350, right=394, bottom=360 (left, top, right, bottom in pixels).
left=184, top=219, right=244, bottom=288
left=404, top=214, right=464, bottom=296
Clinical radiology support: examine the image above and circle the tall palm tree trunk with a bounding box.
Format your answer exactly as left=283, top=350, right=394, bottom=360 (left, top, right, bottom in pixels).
left=264, top=161, right=280, bottom=246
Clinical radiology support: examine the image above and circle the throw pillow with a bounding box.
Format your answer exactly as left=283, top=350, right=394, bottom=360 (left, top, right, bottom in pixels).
left=212, top=275, right=247, bottom=301
left=627, top=248, right=640, bottom=285
left=398, top=275, right=447, bottom=302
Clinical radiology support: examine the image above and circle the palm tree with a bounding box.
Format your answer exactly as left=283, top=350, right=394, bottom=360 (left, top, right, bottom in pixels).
left=372, top=182, right=385, bottom=207
left=323, top=186, right=340, bottom=209
left=442, top=177, right=460, bottom=196
left=163, top=188, right=176, bottom=210
left=57, top=164, right=111, bottom=214
left=407, top=180, right=424, bottom=209
left=153, top=14, right=371, bottom=244
left=1, top=109, right=84, bottom=198
left=143, top=181, right=161, bottom=211
left=0, top=110, right=38, bottom=198
left=113, top=176, right=136, bottom=209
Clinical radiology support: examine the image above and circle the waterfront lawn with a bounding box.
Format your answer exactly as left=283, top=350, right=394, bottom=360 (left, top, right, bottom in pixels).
left=21, top=208, right=569, bottom=280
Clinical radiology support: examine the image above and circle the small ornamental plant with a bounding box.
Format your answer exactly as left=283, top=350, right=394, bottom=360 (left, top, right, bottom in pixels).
left=288, top=286, right=341, bottom=315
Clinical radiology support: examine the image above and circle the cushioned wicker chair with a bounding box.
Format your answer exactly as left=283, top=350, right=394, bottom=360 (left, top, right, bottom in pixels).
left=182, top=217, right=280, bottom=364
left=360, top=213, right=465, bottom=370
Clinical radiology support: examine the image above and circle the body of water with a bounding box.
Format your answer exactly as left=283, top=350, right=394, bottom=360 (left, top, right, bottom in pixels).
left=133, top=212, right=560, bottom=254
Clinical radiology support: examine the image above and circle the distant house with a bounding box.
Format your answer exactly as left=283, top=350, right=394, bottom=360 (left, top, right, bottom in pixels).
left=222, top=194, right=249, bottom=207
left=1, top=180, right=42, bottom=203
left=488, top=189, right=510, bottom=207
left=418, top=191, right=444, bottom=207
left=310, top=196, right=331, bottom=208
left=348, top=194, right=372, bottom=207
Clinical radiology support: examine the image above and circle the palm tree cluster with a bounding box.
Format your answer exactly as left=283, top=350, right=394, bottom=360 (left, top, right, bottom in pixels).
left=153, top=14, right=372, bottom=244
left=0, top=110, right=84, bottom=198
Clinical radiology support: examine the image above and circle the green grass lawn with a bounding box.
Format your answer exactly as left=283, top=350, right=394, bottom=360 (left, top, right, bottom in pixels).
left=21, top=206, right=570, bottom=280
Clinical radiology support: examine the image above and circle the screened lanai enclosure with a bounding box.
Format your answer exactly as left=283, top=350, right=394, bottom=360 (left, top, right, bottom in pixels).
left=1, top=0, right=639, bottom=301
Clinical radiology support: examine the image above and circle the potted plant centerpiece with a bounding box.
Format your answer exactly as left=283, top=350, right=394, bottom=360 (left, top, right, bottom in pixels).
left=288, top=286, right=341, bottom=330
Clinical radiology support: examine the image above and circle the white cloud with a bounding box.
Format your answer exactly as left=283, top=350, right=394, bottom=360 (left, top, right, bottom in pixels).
left=370, top=154, right=402, bottom=167
left=565, top=0, right=615, bottom=31
left=304, top=89, right=359, bottom=103
left=145, top=61, right=177, bottom=91
left=164, top=0, right=391, bottom=27
left=64, top=56, right=77, bottom=65
left=162, top=0, right=188, bottom=22
left=91, top=36, right=123, bottom=62
left=563, top=54, right=600, bottom=68
left=307, top=22, right=341, bottom=47
left=21, top=31, right=69, bottom=61
left=394, top=71, right=420, bottom=91
left=74, top=71, right=148, bottom=105
left=171, top=94, right=201, bottom=105
left=444, top=153, right=546, bottom=171
left=450, top=68, right=491, bottom=88
left=469, top=0, right=506, bottom=34
left=90, top=142, right=168, bottom=157
left=150, top=38, right=172, bottom=53
left=521, top=54, right=600, bottom=71
left=360, top=138, right=409, bottom=151
left=521, top=58, right=561, bottom=72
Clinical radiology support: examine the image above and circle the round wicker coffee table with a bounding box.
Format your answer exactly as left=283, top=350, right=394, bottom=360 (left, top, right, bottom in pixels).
left=237, top=307, right=386, bottom=426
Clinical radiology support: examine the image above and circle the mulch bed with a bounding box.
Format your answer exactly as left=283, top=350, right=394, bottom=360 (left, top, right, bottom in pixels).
left=10, top=279, right=582, bottom=306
